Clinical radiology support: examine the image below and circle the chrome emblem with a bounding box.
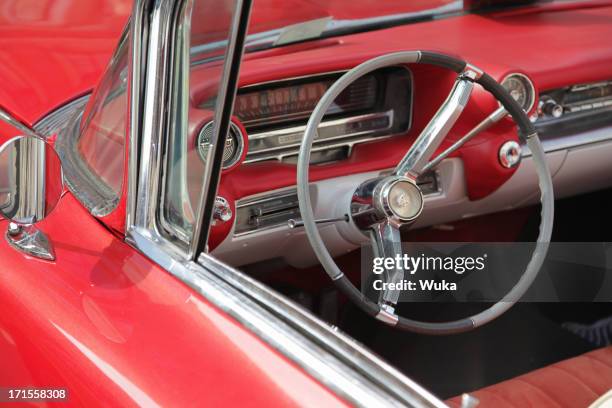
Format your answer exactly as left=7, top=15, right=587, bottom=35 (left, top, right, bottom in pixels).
left=395, top=192, right=410, bottom=209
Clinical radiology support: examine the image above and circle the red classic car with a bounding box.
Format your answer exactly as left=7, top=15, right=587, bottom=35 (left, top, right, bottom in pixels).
left=1, top=0, right=612, bottom=406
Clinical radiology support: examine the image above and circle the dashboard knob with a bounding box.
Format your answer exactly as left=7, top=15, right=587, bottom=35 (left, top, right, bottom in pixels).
left=499, top=141, right=522, bottom=168
left=213, top=196, right=233, bottom=224
left=541, top=99, right=564, bottom=118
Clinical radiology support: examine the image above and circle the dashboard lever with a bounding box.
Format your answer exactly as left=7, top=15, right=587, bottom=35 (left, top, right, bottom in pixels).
left=288, top=214, right=349, bottom=229
left=422, top=106, right=508, bottom=173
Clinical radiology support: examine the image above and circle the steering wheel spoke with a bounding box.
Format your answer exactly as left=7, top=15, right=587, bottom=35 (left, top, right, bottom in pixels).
left=370, top=220, right=404, bottom=309
left=394, top=73, right=476, bottom=179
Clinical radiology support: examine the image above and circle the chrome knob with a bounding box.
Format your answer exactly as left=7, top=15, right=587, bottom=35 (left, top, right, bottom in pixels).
left=499, top=141, right=522, bottom=168
left=7, top=222, right=22, bottom=237
left=542, top=99, right=563, bottom=118
left=212, top=196, right=232, bottom=224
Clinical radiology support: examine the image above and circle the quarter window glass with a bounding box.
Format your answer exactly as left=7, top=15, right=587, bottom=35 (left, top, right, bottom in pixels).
left=78, top=36, right=128, bottom=205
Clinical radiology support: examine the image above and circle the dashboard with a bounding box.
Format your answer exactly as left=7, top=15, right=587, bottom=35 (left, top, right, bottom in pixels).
left=201, top=67, right=413, bottom=166
left=195, top=2, right=612, bottom=265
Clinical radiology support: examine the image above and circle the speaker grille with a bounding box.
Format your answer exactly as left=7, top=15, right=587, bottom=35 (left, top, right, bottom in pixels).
left=197, top=121, right=243, bottom=169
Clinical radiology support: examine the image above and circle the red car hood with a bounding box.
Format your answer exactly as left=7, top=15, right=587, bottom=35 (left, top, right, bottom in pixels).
left=0, top=0, right=454, bottom=125
left=0, top=0, right=130, bottom=125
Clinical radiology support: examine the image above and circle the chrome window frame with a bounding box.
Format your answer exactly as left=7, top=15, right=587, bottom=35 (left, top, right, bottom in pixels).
left=54, top=28, right=130, bottom=218
left=122, top=0, right=447, bottom=406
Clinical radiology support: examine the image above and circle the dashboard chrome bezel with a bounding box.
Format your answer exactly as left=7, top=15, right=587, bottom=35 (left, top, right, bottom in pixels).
left=240, top=65, right=415, bottom=164
left=197, top=120, right=246, bottom=170
left=500, top=72, right=537, bottom=113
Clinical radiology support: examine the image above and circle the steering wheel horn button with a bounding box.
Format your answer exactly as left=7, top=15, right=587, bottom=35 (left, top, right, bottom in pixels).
left=376, top=178, right=424, bottom=223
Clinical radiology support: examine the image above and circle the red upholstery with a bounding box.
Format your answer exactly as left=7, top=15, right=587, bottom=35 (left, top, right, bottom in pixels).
left=447, top=347, right=612, bottom=407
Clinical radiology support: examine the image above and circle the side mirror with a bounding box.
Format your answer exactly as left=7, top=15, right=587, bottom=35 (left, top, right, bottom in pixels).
left=0, top=135, right=63, bottom=260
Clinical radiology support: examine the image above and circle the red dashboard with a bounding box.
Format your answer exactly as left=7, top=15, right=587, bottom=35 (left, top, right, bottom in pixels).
left=205, top=2, right=612, bottom=249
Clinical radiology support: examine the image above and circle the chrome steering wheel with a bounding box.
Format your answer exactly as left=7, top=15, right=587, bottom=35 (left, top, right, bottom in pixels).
left=297, top=51, right=554, bottom=335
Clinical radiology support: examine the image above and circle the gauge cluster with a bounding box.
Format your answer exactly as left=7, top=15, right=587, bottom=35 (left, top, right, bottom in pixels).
left=199, top=66, right=413, bottom=166
left=233, top=74, right=379, bottom=129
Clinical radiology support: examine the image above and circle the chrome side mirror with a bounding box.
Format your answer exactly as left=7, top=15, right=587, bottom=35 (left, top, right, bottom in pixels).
left=0, top=135, right=63, bottom=260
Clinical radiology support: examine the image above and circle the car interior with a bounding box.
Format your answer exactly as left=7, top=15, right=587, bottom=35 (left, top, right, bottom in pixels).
left=177, top=0, right=612, bottom=401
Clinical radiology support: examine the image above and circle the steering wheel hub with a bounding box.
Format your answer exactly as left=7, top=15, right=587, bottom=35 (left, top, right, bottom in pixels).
left=375, top=177, right=424, bottom=223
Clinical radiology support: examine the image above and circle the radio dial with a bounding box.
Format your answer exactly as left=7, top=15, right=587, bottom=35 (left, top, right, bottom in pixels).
left=542, top=99, right=564, bottom=118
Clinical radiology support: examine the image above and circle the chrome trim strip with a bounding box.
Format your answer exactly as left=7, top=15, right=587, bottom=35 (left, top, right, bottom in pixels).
left=236, top=186, right=298, bottom=208
left=126, top=0, right=149, bottom=233
left=249, top=110, right=393, bottom=142
left=246, top=110, right=395, bottom=163
left=33, top=94, right=90, bottom=138
left=521, top=124, right=612, bottom=157
left=248, top=131, right=396, bottom=164
left=239, top=70, right=347, bottom=91
left=128, top=228, right=445, bottom=407
left=197, top=250, right=447, bottom=408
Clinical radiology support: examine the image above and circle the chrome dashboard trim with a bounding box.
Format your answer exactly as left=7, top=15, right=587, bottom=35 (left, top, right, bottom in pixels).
left=244, top=66, right=414, bottom=164
left=248, top=110, right=393, bottom=142
left=246, top=110, right=395, bottom=162
left=233, top=186, right=300, bottom=236
left=238, top=69, right=346, bottom=91
left=521, top=124, right=612, bottom=157
left=236, top=185, right=299, bottom=207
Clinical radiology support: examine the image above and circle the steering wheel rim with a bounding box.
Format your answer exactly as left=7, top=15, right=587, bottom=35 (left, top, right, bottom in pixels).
left=296, top=51, right=554, bottom=335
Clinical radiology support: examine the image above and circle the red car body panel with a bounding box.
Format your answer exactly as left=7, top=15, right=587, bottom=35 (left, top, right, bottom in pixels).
left=0, top=193, right=346, bottom=407
left=0, top=0, right=129, bottom=125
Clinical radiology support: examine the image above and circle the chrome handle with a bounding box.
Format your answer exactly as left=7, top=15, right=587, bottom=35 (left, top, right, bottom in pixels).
left=287, top=214, right=349, bottom=229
